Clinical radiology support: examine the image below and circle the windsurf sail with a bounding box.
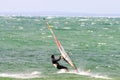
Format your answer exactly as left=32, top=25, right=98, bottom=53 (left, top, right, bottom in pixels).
left=44, top=19, right=78, bottom=72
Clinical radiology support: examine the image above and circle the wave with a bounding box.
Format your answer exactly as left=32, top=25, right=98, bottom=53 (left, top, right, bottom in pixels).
left=57, top=69, right=112, bottom=79
left=0, top=71, right=42, bottom=79
left=63, top=27, right=71, bottom=30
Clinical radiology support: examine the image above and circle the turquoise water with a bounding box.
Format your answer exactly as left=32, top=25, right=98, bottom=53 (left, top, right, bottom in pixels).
left=0, top=16, right=120, bottom=80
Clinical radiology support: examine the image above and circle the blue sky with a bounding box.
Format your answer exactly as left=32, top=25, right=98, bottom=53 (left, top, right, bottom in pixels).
left=0, top=0, right=120, bottom=15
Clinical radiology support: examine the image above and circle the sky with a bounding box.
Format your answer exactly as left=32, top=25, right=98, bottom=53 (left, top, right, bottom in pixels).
left=0, top=0, right=120, bottom=16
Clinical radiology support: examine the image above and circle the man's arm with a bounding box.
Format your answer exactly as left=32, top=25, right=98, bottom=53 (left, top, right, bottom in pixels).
left=56, top=55, right=62, bottom=61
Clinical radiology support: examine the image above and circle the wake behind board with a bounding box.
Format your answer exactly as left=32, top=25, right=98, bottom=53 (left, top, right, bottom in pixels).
left=57, top=70, right=111, bottom=79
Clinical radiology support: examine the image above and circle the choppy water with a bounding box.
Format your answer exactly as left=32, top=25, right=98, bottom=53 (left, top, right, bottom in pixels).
left=0, top=16, right=120, bottom=80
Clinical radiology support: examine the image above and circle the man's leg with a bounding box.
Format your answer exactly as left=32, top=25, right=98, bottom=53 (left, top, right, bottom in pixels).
left=57, top=65, right=68, bottom=71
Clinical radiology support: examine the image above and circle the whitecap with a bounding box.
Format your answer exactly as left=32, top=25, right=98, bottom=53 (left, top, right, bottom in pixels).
left=91, top=22, right=96, bottom=25
left=47, top=35, right=52, bottom=38
left=88, top=30, right=93, bottom=33
left=46, top=16, right=53, bottom=19
left=0, top=71, right=42, bottom=79
left=91, top=74, right=112, bottom=79
left=57, top=69, right=112, bottom=79
left=19, top=26, right=23, bottom=30
left=103, top=28, right=109, bottom=30
left=63, top=27, right=71, bottom=30
left=41, top=33, right=46, bottom=35
left=98, top=43, right=106, bottom=45
left=79, top=19, right=88, bottom=21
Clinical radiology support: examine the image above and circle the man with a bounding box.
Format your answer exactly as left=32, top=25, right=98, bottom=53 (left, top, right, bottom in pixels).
left=51, top=55, right=68, bottom=71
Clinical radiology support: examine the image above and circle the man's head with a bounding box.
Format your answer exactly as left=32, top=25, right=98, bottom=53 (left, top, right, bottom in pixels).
left=51, top=55, right=55, bottom=59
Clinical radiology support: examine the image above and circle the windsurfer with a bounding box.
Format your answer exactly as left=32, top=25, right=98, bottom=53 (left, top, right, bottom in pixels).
left=51, top=55, right=68, bottom=71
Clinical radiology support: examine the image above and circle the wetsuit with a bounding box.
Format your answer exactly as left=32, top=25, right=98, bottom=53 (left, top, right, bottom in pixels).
left=51, top=56, right=68, bottom=70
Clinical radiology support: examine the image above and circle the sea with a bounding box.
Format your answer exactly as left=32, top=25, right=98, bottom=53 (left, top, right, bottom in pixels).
left=0, top=16, right=120, bottom=80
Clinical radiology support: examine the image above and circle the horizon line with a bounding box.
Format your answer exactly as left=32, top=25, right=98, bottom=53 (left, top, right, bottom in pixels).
left=0, top=11, right=120, bottom=17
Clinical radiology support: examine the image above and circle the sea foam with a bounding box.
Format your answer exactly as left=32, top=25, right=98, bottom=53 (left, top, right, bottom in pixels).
left=0, top=71, right=41, bottom=79
left=57, top=69, right=112, bottom=79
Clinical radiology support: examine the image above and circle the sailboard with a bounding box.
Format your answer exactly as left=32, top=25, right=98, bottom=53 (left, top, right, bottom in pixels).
left=44, top=19, right=79, bottom=72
